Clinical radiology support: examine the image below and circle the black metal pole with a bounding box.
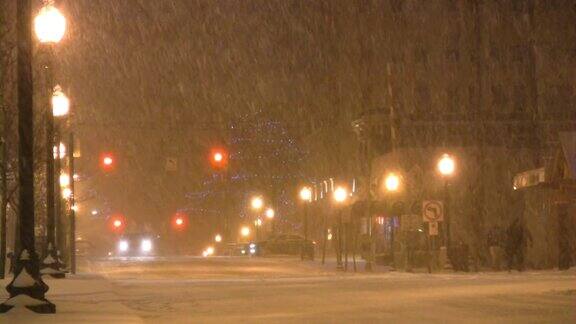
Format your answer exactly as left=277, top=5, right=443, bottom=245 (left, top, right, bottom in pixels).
left=301, top=204, right=308, bottom=260
left=321, top=212, right=327, bottom=265
left=445, top=180, right=451, bottom=250
left=54, top=124, right=64, bottom=265
left=336, top=210, right=343, bottom=270
left=0, top=0, right=55, bottom=312
left=69, top=132, right=76, bottom=274
left=43, top=46, right=56, bottom=259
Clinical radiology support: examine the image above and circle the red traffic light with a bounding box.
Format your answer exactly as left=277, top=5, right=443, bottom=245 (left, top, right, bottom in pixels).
left=171, top=212, right=188, bottom=231
left=100, top=152, right=115, bottom=171
left=107, top=214, right=126, bottom=233
left=209, top=148, right=228, bottom=169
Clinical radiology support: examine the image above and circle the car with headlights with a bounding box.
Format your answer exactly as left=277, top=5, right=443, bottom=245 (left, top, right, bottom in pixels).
left=116, top=233, right=157, bottom=256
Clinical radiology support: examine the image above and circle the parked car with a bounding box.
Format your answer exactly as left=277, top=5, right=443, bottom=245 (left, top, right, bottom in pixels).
left=260, top=234, right=315, bottom=259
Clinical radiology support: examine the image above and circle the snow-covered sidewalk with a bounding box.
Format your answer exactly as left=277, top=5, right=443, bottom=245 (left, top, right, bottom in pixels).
left=0, top=274, right=143, bottom=323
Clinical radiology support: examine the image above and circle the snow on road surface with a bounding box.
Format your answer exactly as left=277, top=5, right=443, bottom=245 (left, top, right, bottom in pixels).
left=1, top=257, right=575, bottom=323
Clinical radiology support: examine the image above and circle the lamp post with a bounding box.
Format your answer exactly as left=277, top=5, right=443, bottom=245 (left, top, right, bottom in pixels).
left=299, top=187, right=312, bottom=260
left=34, top=1, right=65, bottom=278
left=333, top=186, right=348, bottom=271
left=0, top=0, right=56, bottom=313
left=68, top=133, right=76, bottom=274
left=52, top=87, right=69, bottom=271
left=437, top=154, right=456, bottom=251
left=250, top=196, right=263, bottom=241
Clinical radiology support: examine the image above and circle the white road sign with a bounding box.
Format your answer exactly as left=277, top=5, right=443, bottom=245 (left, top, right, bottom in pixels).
left=429, top=221, right=439, bottom=236
left=422, top=200, right=444, bottom=222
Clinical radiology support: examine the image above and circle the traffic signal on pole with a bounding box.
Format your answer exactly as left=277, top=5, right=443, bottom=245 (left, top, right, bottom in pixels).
left=209, top=148, right=228, bottom=169
left=108, top=214, right=126, bottom=233
left=100, top=152, right=115, bottom=171
left=172, top=212, right=188, bottom=231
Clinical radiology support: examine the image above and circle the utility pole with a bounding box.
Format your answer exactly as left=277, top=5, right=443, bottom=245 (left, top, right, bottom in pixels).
left=0, top=0, right=55, bottom=313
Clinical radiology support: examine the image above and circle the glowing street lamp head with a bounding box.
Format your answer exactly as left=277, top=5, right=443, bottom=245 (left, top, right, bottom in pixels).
left=34, top=4, right=66, bottom=43
left=103, top=156, right=113, bottom=166
left=215, top=234, right=222, bottom=243
left=240, top=226, right=250, bottom=237
left=384, top=173, right=401, bottom=192
left=175, top=217, right=184, bottom=226
left=113, top=220, right=122, bottom=228
left=251, top=196, right=264, bottom=210
left=265, top=208, right=275, bottom=219
left=438, top=154, right=456, bottom=176
left=62, top=188, right=72, bottom=199
left=213, top=152, right=223, bottom=162
left=52, top=86, right=70, bottom=117
left=299, top=187, right=312, bottom=202
left=333, top=187, right=348, bottom=203
left=59, top=173, right=70, bottom=187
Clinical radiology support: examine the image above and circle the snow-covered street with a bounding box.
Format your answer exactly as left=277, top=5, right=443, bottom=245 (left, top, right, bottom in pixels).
left=1, top=256, right=575, bottom=323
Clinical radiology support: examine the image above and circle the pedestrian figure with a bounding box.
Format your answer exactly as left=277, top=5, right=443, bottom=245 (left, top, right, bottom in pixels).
left=487, top=226, right=504, bottom=271
left=505, top=218, right=532, bottom=272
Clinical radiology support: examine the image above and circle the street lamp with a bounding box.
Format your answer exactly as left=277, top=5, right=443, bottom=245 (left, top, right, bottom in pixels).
left=34, top=3, right=66, bottom=44
left=59, top=173, right=70, bottom=188
left=299, top=187, right=312, bottom=202
left=214, top=234, right=222, bottom=243
left=438, top=154, right=456, bottom=176
left=51, top=86, right=69, bottom=117
left=61, top=188, right=72, bottom=200
left=299, top=186, right=312, bottom=260
left=333, top=186, right=348, bottom=203
left=265, top=208, right=275, bottom=219
left=333, top=186, right=348, bottom=270
left=240, top=226, right=250, bottom=238
left=437, top=154, right=456, bottom=253
left=250, top=196, right=264, bottom=211
left=384, top=172, right=401, bottom=192
left=31, top=1, right=69, bottom=285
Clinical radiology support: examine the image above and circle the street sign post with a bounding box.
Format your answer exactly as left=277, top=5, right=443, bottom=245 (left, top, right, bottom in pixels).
left=429, top=221, right=439, bottom=236
left=422, top=200, right=444, bottom=223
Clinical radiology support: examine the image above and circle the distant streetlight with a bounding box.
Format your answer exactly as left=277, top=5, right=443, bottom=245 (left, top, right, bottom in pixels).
left=384, top=172, right=401, bottom=192
left=240, top=226, right=250, bottom=237
left=53, top=142, right=66, bottom=159
left=59, top=173, right=70, bottom=187
left=91, top=210, right=98, bottom=216
left=438, top=154, right=456, bottom=176
left=34, top=4, right=66, bottom=44
left=250, top=196, right=264, bottom=211
left=113, top=220, right=122, bottom=228
left=299, top=187, right=312, bottom=202
left=62, top=188, right=72, bottom=199
left=214, top=152, right=223, bottom=162
left=51, top=86, right=69, bottom=117
left=265, top=208, right=275, bottom=219
left=214, top=234, right=222, bottom=243
left=333, top=186, right=348, bottom=203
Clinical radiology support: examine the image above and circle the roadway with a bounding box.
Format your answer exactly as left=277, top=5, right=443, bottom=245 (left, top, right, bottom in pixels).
left=79, top=256, right=576, bottom=323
